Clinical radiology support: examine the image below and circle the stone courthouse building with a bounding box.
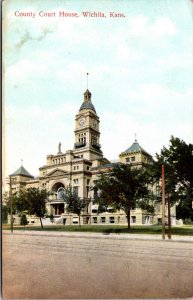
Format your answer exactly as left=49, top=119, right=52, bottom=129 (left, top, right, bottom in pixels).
left=10, top=89, right=175, bottom=226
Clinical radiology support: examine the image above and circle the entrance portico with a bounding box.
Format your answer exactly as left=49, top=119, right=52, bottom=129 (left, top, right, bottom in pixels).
left=49, top=182, right=66, bottom=216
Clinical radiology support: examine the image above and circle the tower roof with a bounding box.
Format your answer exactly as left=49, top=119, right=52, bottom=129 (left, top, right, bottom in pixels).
left=79, top=89, right=96, bottom=113
left=121, top=140, right=151, bottom=157
left=10, top=165, right=34, bottom=178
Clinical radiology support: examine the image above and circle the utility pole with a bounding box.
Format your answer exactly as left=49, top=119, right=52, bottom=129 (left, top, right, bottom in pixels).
left=167, top=192, right=171, bottom=240
left=162, top=164, right=165, bottom=239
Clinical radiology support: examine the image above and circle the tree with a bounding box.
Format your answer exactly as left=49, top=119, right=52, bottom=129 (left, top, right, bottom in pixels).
left=2, top=205, right=8, bottom=224
left=93, top=163, right=152, bottom=229
left=4, top=188, right=50, bottom=229
left=24, top=188, right=49, bottom=229
left=63, top=186, right=88, bottom=227
left=150, top=136, right=193, bottom=221
left=3, top=190, right=29, bottom=229
left=20, top=214, right=28, bottom=229
left=4, top=189, right=31, bottom=214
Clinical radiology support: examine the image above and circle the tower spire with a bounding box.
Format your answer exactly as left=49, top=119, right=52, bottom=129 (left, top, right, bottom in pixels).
left=86, top=73, right=89, bottom=89
left=21, top=158, right=23, bottom=166
left=134, top=133, right=137, bottom=142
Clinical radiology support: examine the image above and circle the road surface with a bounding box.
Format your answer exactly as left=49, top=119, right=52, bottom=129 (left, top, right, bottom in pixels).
left=2, top=231, right=193, bottom=299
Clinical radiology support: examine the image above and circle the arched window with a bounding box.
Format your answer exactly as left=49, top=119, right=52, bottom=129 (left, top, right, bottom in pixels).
left=57, top=187, right=65, bottom=200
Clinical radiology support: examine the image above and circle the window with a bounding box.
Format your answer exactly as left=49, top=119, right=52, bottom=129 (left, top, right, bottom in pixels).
left=87, top=166, right=90, bottom=170
left=86, top=187, right=89, bottom=198
left=87, top=179, right=90, bottom=184
left=131, top=216, right=136, bottom=223
left=109, top=216, right=115, bottom=223
left=131, top=156, right=135, bottom=162
left=126, top=157, right=130, bottom=163
left=57, top=187, right=65, bottom=199
left=73, top=217, right=79, bottom=224
left=94, top=187, right=98, bottom=198
left=73, top=179, right=78, bottom=184
left=73, top=186, right=79, bottom=196
left=107, top=207, right=114, bottom=213
left=92, top=209, right=98, bottom=213
left=93, top=217, right=97, bottom=223
left=100, top=217, right=106, bottom=223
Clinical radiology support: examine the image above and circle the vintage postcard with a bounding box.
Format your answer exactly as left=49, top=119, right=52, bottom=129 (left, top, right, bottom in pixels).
left=2, top=0, right=193, bottom=299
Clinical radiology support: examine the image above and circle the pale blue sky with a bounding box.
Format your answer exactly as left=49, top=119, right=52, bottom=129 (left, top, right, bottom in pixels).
left=3, top=0, right=193, bottom=177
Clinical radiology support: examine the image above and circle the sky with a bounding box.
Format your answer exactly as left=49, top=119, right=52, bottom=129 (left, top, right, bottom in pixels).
left=3, top=0, right=193, bottom=178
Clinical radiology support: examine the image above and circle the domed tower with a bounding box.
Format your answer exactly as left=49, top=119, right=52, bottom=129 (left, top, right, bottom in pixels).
left=119, top=138, right=152, bottom=167
left=73, top=89, right=103, bottom=160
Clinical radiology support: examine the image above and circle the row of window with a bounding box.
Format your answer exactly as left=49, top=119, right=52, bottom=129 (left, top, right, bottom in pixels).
left=78, top=137, right=86, bottom=144
left=11, top=177, right=17, bottom=181
left=92, top=216, right=136, bottom=224
left=78, top=133, right=86, bottom=137
left=93, top=216, right=115, bottom=223
left=92, top=208, right=114, bottom=213
left=73, top=178, right=90, bottom=184
left=73, top=165, right=90, bottom=171
left=126, top=156, right=135, bottom=163
left=52, top=157, right=66, bottom=165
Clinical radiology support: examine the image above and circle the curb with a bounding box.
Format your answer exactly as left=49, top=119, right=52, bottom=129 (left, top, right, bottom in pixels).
left=2, top=230, right=193, bottom=243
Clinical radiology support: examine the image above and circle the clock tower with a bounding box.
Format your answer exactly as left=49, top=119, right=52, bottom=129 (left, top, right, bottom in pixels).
left=73, top=89, right=103, bottom=160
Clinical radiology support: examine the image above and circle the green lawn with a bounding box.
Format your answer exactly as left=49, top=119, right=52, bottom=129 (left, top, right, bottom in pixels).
left=2, top=224, right=193, bottom=236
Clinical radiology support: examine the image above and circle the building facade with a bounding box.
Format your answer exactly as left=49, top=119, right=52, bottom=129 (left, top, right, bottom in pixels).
left=9, top=89, right=176, bottom=226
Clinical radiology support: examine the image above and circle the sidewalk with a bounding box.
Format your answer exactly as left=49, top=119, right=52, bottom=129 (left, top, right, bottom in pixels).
left=3, top=230, right=193, bottom=242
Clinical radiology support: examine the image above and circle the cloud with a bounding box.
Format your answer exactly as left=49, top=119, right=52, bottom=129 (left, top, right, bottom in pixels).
left=128, top=15, right=177, bottom=39
left=3, top=1, right=191, bottom=179
left=3, top=8, right=57, bottom=66
left=149, top=16, right=177, bottom=38
left=116, top=45, right=144, bottom=61
left=5, top=59, right=48, bottom=84
left=5, top=102, right=78, bottom=176
left=16, top=27, right=56, bottom=49
left=101, top=107, right=192, bottom=161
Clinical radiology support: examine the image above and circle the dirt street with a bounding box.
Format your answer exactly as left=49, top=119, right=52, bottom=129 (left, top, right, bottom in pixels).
left=2, top=231, right=193, bottom=299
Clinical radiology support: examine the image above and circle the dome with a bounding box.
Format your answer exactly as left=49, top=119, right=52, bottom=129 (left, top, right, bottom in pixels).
left=120, top=140, right=151, bottom=157
left=79, top=101, right=96, bottom=113
left=10, top=165, right=34, bottom=178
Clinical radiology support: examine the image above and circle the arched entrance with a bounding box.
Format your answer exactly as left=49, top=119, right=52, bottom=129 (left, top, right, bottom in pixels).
left=50, top=182, right=65, bottom=216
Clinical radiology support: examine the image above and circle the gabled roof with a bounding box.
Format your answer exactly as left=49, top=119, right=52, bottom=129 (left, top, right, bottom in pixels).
left=121, top=141, right=151, bottom=157
left=10, top=166, right=34, bottom=178
left=46, top=168, right=69, bottom=177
